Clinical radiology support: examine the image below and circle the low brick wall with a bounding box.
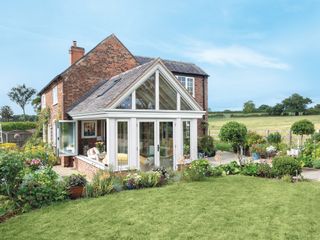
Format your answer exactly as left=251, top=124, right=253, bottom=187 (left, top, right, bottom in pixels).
left=74, top=156, right=106, bottom=180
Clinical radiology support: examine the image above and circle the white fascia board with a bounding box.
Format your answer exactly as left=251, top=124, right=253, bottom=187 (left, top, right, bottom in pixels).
left=70, top=109, right=205, bottom=120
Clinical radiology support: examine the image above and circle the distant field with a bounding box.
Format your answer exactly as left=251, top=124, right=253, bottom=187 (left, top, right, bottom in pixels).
left=209, top=115, right=320, bottom=143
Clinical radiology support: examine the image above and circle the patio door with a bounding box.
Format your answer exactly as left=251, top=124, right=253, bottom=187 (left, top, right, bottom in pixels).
left=138, top=120, right=175, bottom=170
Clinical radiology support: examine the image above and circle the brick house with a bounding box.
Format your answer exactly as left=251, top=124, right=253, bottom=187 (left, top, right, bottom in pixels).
left=39, top=34, right=209, bottom=178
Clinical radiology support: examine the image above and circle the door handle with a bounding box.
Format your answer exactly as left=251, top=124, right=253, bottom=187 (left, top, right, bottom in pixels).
left=157, top=145, right=160, bottom=152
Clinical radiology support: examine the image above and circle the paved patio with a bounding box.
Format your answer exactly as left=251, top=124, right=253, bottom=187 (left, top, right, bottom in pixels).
left=52, top=165, right=80, bottom=177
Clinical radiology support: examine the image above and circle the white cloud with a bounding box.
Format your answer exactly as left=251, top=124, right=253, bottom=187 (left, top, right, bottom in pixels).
left=184, top=44, right=290, bottom=70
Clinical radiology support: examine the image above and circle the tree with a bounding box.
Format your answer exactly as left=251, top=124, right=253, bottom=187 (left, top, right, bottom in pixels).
left=282, top=93, right=312, bottom=115
left=219, top=121, right=247, bottom=164
left=243, top=100, right=256, bottom=113
left=268, top=103, right=284, bottom=116
left=291, top=119, right=315, bottom=146
left=257, top=104, right=272, bottom=113
left=32, top=96, right=41, bottom=113
left=8, top=84, right=36, bottom=120
left=0, top=105, right=14, bottom=122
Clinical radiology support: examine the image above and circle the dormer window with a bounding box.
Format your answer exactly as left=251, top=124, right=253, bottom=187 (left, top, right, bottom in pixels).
left=176, top=76, right=195, bottom=97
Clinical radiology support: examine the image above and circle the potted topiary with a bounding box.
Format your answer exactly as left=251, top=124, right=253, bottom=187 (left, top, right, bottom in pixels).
left=65, top=174, right=87, bottom=199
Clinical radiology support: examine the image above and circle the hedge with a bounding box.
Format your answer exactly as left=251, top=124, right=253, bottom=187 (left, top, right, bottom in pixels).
left=0, top=122, right=37, bottom=131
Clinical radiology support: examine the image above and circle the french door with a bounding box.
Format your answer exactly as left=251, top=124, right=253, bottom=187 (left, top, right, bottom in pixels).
left=138, top=120, right=175, bottom=171
left=57, top=120, right=77, bottom=156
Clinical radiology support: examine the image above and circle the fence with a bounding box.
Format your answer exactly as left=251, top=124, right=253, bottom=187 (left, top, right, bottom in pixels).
left=209, top=127, right=318, bottom=146
left=0, top=130, right=34, bottom=147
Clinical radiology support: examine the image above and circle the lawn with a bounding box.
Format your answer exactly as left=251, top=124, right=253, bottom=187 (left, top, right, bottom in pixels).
left=1, top=176, right=320, bottom=240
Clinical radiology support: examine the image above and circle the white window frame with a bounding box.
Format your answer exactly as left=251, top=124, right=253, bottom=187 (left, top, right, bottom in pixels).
left=58, top=120, right=78, bottom=157
left=52, top=86, right=58, bottom=105
left=116, top=120, right=130, bottom=170
left=41, top=94, right=46, bottom=109
left=176, top=76, right=195, bottom=97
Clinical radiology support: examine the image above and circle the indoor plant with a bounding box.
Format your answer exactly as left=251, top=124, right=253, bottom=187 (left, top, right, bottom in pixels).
left=65, top=174, right=87, bottom=199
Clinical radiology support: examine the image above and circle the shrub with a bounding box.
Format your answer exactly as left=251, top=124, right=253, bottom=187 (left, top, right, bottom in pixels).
left=198, top=136, right=216, bottom=157
left=241, top=163, right=258, bottom=176
left=123, top=173, right=142, bottom=189
left=17, top=167, right=66, bottom=210
left=220, top=161, right=241, bottom=175
left=140, top=171, right=162, bottom=188
left=215, top=141, right=232, bottom=152
left=312, top=133, right=320, bottom=143
left=0, top=143, right=18, bottom=151
left=0, top=195, right=16, bottom=218
left=153, top=167, right=170, bottom=185
left=24, top=145, right=57, bottom=166
left=219, top=122, right=247, bottom=164
left=312, top=159, right=320, bottom=169
left=210, top=167, right=224, bottom=177
left=281, top=174, right=293, bottom=183
left=65, top=174, right=87, bottom=188
left=267, top=132, right=282, bottom=145
left=183, top=159, right=212, bottom=181
left=0, top=151, right=25, bottom=199
left=272, top=156, right=302, bottom=177
left=86, top=171, right=120, bottom=197
left=291, top=119, right=315, bottom=142
left=1, top=122, right=37, bottom=131
left=256, top=163, right=273, bottom=178
left=246, top=131, right=266, bottom=147
left=251, top=144, right=267, bottom=156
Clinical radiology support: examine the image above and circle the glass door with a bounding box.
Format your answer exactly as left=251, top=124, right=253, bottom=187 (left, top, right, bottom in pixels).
left=139, top=122, right=155, bottom=171
left=158, top=121, right=174, bottom=169
left=57, top=120, right=77, bottom=156
left=138, top=120, right=175, bottom=170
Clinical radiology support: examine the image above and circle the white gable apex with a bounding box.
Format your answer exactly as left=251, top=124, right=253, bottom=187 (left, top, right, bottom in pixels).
left=110, top=59, right=202, bottom=111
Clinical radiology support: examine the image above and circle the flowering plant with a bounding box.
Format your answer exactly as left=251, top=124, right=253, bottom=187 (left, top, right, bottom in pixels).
left=266, top=145, right=277, bottom=153
left=25, top=158, right=42, bottom=171
left=95, top=141, right=105, bottom=153
left=123, top=173, right=142, bottom=189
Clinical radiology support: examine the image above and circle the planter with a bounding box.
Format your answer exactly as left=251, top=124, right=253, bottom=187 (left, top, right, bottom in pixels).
left=69, top=186, right=84, bottom=199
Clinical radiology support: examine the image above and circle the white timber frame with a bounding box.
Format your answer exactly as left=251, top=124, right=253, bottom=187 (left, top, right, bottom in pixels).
left=67, top=60, right=203, bottom=171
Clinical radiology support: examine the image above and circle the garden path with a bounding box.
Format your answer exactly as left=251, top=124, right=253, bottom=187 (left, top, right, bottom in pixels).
left=52, top=165, right=80, bottom=177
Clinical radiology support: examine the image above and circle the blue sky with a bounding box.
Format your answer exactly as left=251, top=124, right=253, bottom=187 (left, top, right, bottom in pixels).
left=0, top=0, right=319, bottom=114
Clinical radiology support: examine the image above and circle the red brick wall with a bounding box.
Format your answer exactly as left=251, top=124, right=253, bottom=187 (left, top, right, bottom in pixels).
left=62, top=35, right=138, bottom=118
left=74, top=157, right=100, bottom=180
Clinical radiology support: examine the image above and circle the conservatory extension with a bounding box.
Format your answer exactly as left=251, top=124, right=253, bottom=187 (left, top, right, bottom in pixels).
left=57, top=59, right=205, bottom=174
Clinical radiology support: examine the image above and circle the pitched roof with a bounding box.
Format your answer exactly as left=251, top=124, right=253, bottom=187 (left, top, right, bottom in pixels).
left=135, top=56, right=208, bottom=76
left=38, top=34, right=137, bottom=95
left=68, top=59, right=157, bottom=115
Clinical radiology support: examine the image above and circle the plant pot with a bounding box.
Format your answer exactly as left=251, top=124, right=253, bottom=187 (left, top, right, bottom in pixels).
left=252, top=152, right=260, bottom=160
left=69, top=186, right=84, bottom=199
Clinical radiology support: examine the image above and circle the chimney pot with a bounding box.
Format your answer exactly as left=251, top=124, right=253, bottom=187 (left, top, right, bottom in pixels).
left=73, top=40, right=77, bottom=47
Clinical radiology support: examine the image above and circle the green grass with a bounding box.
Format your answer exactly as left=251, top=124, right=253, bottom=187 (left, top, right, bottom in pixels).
left=1, top=176, right=320, bottom=240
left=209, top=115, right=320, bottom=144
left=209, top=115, right=320, bottom=132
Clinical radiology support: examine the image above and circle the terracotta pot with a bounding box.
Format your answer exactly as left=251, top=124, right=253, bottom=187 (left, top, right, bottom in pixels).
left=69, top=186, right=84, bottom=199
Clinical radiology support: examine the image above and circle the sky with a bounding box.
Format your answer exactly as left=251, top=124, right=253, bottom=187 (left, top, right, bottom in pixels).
left=0, top=0, right=319, bottom=114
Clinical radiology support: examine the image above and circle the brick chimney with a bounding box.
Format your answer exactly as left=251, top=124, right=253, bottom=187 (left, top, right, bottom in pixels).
left=69, top=41, right=85, bottom=65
